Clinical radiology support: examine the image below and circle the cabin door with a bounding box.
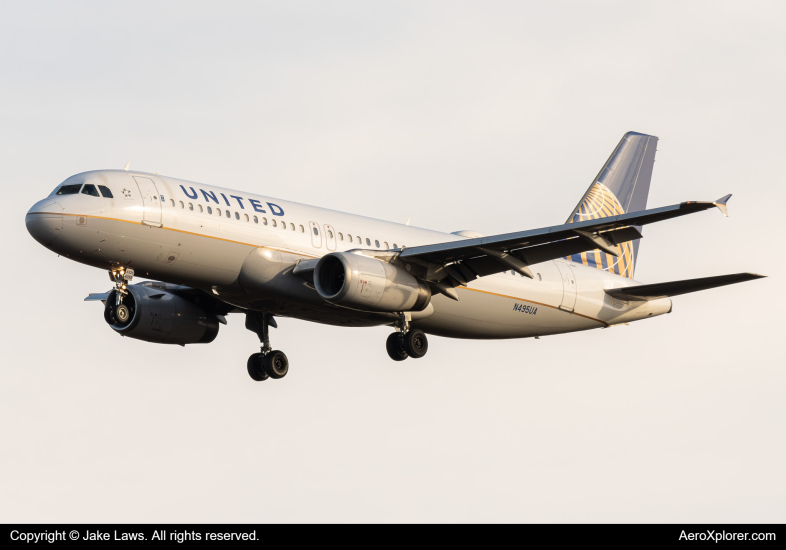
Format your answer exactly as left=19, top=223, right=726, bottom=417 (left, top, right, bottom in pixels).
left=133, top=176, right=162, bottom=226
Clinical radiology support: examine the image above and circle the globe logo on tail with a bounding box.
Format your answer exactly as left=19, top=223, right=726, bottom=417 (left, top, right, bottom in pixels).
left=564, top=182, right=635, bottom=278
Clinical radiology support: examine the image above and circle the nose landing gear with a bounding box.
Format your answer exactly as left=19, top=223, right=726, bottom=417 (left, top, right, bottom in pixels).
left=105, top=268, right=135, bottom=325
left=245, top=311, right=289, bottom=382
left=386, top=312, right=429, bottom=361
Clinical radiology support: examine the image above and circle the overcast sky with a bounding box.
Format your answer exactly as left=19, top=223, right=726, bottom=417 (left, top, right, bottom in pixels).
left=1, top=1, right=783, bottom=522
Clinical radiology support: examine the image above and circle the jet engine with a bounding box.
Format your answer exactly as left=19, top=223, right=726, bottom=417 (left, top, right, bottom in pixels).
left=104, top=284, right=219, bottom=345
left=314, top=252, right=431, bottom=312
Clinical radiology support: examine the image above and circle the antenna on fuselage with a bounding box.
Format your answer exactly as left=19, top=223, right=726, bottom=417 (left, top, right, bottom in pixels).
left=405, top=217, right=411, bottom=226
left=124, top=161, right=131, bottom=171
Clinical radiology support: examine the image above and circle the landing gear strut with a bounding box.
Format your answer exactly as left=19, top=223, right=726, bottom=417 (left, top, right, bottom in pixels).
left=245, top=312, right=289, bottom=381
left=386, top=312, right=429, bottom=361
left=105, top=267, right=134, bottom=325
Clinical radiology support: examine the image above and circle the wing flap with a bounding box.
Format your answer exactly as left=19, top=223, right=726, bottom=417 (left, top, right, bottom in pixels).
left=605, top=272, right=765, bottom=301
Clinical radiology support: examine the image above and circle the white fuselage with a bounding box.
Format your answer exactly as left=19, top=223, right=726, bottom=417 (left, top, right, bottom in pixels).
left=26, top=170, right=672, bottom=339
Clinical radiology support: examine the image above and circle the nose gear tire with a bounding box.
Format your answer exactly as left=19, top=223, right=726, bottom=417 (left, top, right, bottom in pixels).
left=115, top=304, right=131, bottom=324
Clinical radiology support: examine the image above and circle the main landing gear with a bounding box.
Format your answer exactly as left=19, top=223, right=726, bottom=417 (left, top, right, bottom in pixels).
left=386, top=312, right=429, bottom=361
left=245, top=312, right=289, bottom=382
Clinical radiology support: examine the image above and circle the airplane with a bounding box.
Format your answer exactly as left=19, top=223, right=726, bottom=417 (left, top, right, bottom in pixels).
left=25, top=131, right=764, bottom=381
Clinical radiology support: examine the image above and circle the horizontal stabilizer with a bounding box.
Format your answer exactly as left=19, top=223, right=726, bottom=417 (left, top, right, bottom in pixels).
left=605, top=272, right=765, bottom=301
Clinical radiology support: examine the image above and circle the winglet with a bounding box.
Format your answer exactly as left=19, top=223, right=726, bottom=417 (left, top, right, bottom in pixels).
left=713, top=194, right=732, bottom=217
left=124, top=161, right=131, bottom=171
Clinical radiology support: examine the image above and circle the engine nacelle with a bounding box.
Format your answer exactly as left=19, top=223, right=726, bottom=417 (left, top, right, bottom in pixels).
left=104, top=284, right=219, bottom=345
left=314, top=252, right=431, bottom=312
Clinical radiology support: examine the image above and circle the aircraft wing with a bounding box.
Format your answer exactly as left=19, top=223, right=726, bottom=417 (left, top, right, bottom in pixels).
left=605, top=272, right=765, bottom=301
left=395, top=196, right=731, bottom=297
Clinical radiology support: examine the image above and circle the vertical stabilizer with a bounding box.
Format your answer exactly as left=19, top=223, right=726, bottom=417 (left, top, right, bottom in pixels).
left=564, top=131, right=658, bottom=278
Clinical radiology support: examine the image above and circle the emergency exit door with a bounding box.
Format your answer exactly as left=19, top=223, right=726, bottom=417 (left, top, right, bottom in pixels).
left=309, top=221, right=322, bottom=248
left=324, top=224, right=337, bottom=251
left=133, top=176, right=162, bottom=226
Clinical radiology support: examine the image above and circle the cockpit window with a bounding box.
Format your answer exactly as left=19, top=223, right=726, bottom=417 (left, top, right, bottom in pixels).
left=81, top=184, right=100, bottom=197
left=56, top=184, right=82, bottom=195
left=97, top=185, right=113, bottom=198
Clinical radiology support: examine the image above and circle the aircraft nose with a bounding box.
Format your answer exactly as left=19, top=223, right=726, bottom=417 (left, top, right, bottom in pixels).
left=26, top=199, right=64, bottom=246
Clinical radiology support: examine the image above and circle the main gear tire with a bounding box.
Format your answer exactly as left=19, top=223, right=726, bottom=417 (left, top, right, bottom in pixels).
left=404, top=329, right=428, bottom=359
left=247, top=353, right=269, bottom=381
left=265, top=350, right=289, bottom=379
left=386, top=333, right=408, bottom=361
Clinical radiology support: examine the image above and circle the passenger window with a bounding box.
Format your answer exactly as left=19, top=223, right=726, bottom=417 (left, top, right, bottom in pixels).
left=171, top=199, right=175, bottom=207
left=189, top=203, right=194, bottom=211
left=537, top=273, right=542, bottom=281
left=348, top=235, right=353, bottom=243
left=226, top=210, right=231, bottom=218
left=207, top=206, right=212, bottom=214
left=384, top=241, right=388, bottom=249
left=97, top=185, right=113, bottom=198
left=198, top=205, right=203, bottom=213
left=281, top=221, right=286, bottom=229
left=374, top=239, right=379, bottom=248
left=217, top=208, right=222, bottom=216
left=366, top=238, right=371, bottom=246
left=272, top=220, right=277, bottom=227
left=290, top=223, right=295, bottom=231
left=179, top=201, right=184, bottom=209
left=263, top=217, right=268, bottom=225
left=356, top=236, right=360, bottom=243
left=56, top=184, right=82, bottom=195
left=312, top=227, right=319, bottom=236
left=244, top=213, right=249, bottom=222
left=81, top=184, right=100, bottom=197
left=234, top=212, right=239, bottom=220
left=253, top=215, right=258, bottom=224
left=338, top=233, right=344, bottom=241
left=393, top=243, right=397, bottom=248
left=300, top=225, right=305, bottom=233
left=329, top=230, right=334, bottom=239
